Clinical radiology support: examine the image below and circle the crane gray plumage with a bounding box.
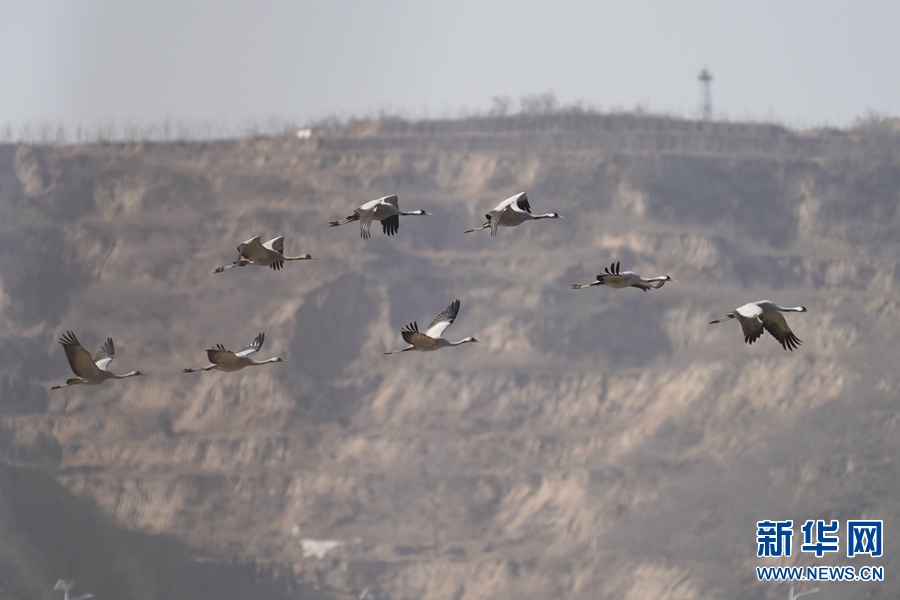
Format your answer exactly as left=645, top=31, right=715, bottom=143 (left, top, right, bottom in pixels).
left=464, top=192, right=562, bottom=237
left=51, top=331, right=145, bottom=389
left=571, top=261, right=675, bottom=291
left=384, top=299, right=479, bottom=354
left=182, top=332, right=287, bottom=373
left=708, top=300, right=808, bottom=351
left=214, top=235, right=315, bottom=273
left=329, top=195, right=431, bottom=240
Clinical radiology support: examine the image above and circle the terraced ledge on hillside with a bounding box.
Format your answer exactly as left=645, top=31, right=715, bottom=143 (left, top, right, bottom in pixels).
left=314, top=113, right=864, bottom=158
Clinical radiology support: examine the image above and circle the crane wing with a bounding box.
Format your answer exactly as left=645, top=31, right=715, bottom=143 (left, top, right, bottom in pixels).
left=491, top=195, right=518, bottom=213
left=594, top=272, right=625, bottom=285
left=734, top=302, right=764, bottom=320
left=424, top=299, right=460, bottom=338
left=489, top=206, right=512, bottom=237
left=93, top=337, right=115, bottom=370
left=372, top=196, right=400, bottom=236
left=381, top=215, right=400, bottom=236
left=513, top=192, right=531, bottom=213
left=58, top=331, right=103, bottom=378
left=487, top=193, right=527, bottom=236
left=238, top=236, right=267, bottom=261
left=263, top=237, right=285, bottom=255
left=236, top=236, right=259, bottom=256
left=206, top=344, right=239, bottom=365
left=236, top=332, right=265, bottom=357
left=400, top=322, right=436, bottom=349
left=762, top=312, right=802, bottom=351
left=734, top=307, right=765, bottom=345
left=262, top=237, right=286, bottom=269
left=358, top=198, right=382, bottom=211
left=358, top=208, right=376, bottom=240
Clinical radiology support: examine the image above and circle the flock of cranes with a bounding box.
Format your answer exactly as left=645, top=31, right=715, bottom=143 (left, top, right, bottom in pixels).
left=50, top=191, right=808, bottom=389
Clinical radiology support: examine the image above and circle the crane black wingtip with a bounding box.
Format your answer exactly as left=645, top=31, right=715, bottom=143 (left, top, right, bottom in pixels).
left=59, top=330, right=80, bottom=346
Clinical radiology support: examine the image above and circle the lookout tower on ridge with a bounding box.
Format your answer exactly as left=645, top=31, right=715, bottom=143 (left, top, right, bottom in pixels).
left=698, top=67, right=713, bottom=120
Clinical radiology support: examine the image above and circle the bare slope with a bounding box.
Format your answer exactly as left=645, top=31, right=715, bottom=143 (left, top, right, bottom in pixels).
left=0, top=462, right=311, bottom=600
left=1, top=114, right=899, bottom=600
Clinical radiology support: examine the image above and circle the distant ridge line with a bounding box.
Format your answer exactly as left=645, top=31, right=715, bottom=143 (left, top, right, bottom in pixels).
left=315, top=114, right=860, bottom=159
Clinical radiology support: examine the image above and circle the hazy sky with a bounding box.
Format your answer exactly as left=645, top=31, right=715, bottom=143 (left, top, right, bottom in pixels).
left=2, top=0, right=898, bottom=135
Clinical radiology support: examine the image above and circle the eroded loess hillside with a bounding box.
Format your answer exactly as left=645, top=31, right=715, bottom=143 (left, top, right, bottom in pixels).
left=1, top=114, right=899, bottom=600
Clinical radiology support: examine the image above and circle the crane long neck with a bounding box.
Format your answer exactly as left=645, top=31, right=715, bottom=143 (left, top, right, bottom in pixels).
left=250, top=357, right=282, bottom=365
left=114, top=371, right=142, bottom=379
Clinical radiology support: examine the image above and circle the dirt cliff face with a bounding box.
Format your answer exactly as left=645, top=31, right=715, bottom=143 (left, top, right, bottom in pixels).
left=1, top=114, right=898, bottom=600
